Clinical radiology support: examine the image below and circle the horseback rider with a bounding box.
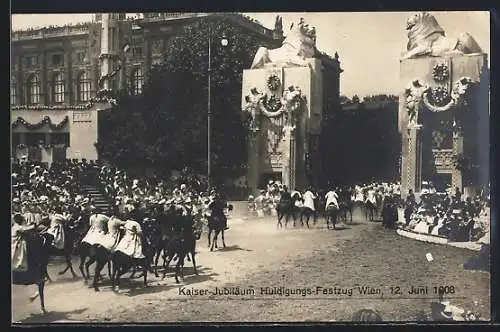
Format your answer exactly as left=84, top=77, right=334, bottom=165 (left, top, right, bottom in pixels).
left=96, top=208, right=126, bottom=252
left=325, top=188, right=339, bottom=209
left=302, top=187, right=316, bottom=212
left=81, top=206, right=109, bottom=246
left=46, top=206, right=68, bottom=250
left=208, top=191, right=229, bottom=230
left=114, top=208, right=145, bottom=260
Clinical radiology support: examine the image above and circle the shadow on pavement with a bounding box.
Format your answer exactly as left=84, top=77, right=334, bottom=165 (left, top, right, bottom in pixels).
left=121, top=281, right=177, bottom=297
left=45, top=276, right=82, bottom=285
left=215, top=245, right=252, bottom=252
left=15, top=308, right=88, bottom=324
left=331, top=226, right=351, bottom=231
left=149, top=266, right=219, bottom=287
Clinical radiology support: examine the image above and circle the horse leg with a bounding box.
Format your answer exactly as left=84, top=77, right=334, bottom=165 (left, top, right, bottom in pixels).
left=191, top=250, right=198, bottom=275
left=277, top=212, right=283, bottom=229
left=161, top=255, right=174, bottom=279
left=221, top=230, right=226, bottom=248
left=305, top=213, right=310, bottom=229
left=38, top=280, right=47, bottom=314
left=142, top=260, right=148, bottom=286
left=174, top=259, right=181, bottom=284
left=85, top=256, right=96, bottom=281
left=207, top=229, right=212, bottom=248
left=130, top=265, right=137, bottom=278
left=107, top=260, right=112, bottom=279
left=44, top=264, right=52, bottom=283
left=111, top=260, right=118, bottom=291
left=92, top=259, right=106, bottom=292
left=210, top=231, right=218, bottom=251
left=67, top=254, right=78, bottom=278
left=79, top=252, right=87, bottom=279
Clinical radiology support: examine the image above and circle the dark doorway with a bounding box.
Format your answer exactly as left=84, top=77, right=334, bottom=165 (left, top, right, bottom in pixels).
left=260, top=172, right=282, bottom=189
left=427, top=173, right=452, bottom=193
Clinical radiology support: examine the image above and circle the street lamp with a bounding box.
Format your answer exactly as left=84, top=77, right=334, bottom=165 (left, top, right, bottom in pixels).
left=207, top=27, right=228, bottom=191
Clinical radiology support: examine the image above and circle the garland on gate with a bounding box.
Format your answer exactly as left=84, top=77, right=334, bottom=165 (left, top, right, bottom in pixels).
left=11, top=88, right=118, bottom=111
left=11, top=116, right=69, bottom=130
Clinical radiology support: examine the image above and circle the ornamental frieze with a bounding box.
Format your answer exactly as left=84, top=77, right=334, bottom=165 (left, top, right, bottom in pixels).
left=404, top=76, right=475, bottom=128
left=432, top=149, right=454, bottom=171
left=242, top=85, right=306, bottom=131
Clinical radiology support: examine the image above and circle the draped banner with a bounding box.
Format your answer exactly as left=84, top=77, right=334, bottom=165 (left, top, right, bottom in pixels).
left=264, top=67, right=285, bottom=154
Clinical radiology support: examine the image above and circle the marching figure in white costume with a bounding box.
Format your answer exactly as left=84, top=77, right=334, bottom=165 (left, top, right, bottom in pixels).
left=81, top=207, right=109, bottom=246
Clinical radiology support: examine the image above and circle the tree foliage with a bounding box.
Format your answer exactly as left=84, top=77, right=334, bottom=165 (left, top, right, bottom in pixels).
left=96, top=17, right=264, bottom=184
left=320, top=94, right=401, bottom=185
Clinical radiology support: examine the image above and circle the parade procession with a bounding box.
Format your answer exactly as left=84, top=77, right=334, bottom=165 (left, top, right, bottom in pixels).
left=11, top=12, right=490, bottom=323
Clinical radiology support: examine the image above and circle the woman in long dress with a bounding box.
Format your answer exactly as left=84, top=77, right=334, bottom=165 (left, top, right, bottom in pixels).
left=12, top=214, right=35, bottom=272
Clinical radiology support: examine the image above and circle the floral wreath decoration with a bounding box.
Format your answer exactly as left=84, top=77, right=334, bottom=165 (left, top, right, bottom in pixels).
left=432, top=63, right=449, bottom=82
left=266, top=75, right=281, bottom=92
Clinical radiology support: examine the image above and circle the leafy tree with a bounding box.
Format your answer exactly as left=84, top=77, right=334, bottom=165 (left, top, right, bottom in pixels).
left=96, top=17, right=266, bottom=184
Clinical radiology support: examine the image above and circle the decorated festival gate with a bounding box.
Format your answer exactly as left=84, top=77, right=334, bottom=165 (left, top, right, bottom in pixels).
left=398, top=24, right=489, bottom=198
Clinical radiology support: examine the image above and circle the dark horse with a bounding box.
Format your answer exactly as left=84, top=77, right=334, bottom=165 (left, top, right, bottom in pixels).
left=325, top=203, right=339, bottom=230
left=111, top=247, right=151, bottom=292
left=12, top=229, right=49, bottom=314
left=338, top=189, right=354, bottom=223
left=276, top=191, right=299, bottom=228
left=40, top=219, right=82, bottom=281
left=208, top=213, right=227, bottom=251
left=207, top=200, right=232, bottom=251
left=161, top=217, right=202, bottom=283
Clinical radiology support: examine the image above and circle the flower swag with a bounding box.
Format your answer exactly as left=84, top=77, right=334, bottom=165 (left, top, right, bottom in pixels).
left=12, top=116, right=69, bottom=130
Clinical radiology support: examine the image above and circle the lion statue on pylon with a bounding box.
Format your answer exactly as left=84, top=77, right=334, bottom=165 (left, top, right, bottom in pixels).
left=251, top=17, right=317, bottom=69
left=401, top=12, right=483, bottom=60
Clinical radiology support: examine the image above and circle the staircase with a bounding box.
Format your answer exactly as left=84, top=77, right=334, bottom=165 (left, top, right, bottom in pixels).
left=81, top=185, right=111, bottom=212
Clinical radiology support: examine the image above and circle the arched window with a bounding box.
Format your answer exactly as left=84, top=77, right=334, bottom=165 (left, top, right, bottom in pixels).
left=27, top=74, right=40, bottom=105
left=131, top=67, right=144, bottom=95
left=77, top=72, right=91, bottom=102
left=53, top=73, right=65, bottom=103
left=10, top=80, right=17, bottom=105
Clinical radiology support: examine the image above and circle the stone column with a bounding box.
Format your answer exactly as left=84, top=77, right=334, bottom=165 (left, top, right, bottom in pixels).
left=64, top=44, right=72, bottom=104
left=452, top=126, right=464, bottom=192
left=246, top=130, right=260, bottom=194
left=282, top=126, right=296, bottom=191
left=40, top=52, right=47, bottom=105
left=406, top=125, right=423, bottom=194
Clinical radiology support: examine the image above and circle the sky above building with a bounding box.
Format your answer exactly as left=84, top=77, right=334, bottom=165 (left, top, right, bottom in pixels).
left=11, top=12, right=490, bottom=98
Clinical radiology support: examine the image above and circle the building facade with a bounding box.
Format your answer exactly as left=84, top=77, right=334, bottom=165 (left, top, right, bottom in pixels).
left=11, top=13, right=287, bottom=164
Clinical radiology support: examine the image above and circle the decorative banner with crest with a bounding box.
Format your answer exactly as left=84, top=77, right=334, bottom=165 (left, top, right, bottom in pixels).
left=264, top=68, right=285, bottom=153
